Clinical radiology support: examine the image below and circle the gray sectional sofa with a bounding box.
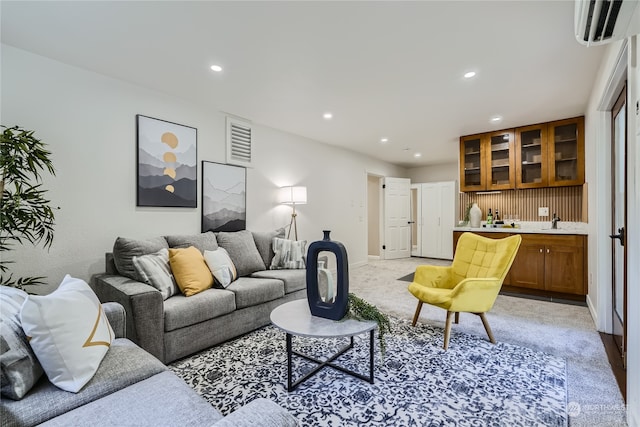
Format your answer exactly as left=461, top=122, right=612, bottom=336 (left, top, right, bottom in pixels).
left=90, top=229, right=307, bottom=364
left=1, top=302, right=297, bottom=427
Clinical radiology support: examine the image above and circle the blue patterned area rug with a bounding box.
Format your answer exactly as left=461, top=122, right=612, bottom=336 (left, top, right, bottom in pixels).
left=169, top=318, right=567, bottom=427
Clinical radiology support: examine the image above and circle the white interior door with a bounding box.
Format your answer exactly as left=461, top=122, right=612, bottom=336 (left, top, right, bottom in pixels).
left=383, top=177, right=411, bottom=259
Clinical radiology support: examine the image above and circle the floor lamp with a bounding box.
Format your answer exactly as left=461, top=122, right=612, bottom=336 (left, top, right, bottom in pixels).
left=279, top=186, right=307, bottom=241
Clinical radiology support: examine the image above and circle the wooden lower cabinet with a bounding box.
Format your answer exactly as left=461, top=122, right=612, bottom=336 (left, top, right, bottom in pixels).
left=453, top=231, right=587, bottom=296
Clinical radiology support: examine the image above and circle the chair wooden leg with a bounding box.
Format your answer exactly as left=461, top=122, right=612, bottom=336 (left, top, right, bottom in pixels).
left=443, top=311, right=454, bottom=350
left=454, top=312, right=460, bottom=324
left=412, top=301, right=423, bottom=326
left=478, top=313, right=496, bottom=344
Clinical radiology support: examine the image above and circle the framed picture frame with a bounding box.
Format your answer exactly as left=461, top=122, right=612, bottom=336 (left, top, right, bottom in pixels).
left=202, top=161, right=246, bottom=232
left=136, top=115, right=197, bottom=207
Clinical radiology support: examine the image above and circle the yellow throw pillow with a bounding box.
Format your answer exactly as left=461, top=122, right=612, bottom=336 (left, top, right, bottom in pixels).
left=168, top=246, right=214, bottom=296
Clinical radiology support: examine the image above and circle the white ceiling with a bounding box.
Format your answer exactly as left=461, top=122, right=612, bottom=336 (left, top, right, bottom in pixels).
left=1, top=1, right=606, bottom=168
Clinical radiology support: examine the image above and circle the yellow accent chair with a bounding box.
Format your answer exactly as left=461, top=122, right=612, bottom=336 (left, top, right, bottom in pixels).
left=408, top=232, right=522, bottom=349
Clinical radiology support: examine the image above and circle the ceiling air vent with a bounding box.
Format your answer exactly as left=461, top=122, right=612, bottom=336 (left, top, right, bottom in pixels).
left=226, top=117, right=252, bottom=167
left=575, top=0, right=640, bottom=46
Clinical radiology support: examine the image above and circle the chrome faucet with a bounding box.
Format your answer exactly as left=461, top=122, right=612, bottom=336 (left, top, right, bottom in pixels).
left=552, top=213, right=561, bottom=229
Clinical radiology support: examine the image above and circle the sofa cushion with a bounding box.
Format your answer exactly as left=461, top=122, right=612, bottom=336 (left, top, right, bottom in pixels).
left=252, top=228, right=285, bottom=269
left=0, top=339, right=166, bottom=427
left=250, top=269, right=306, bottom=294
left=169, top=247, right=214, bottom=296
left=164, top=232, right=218, bottom=253
left=204, top=247, right=238, bottom=288
left=216, top=230, right=266, bottom=276
left=113, top=236, right=169, bottom=281
left=133, top=248, right=179, bottom=299
left=226, top=277, right=285, bottom=309
left=270, top=238, right=307, bottom=269
left=20, top=276, right=114, bottom=393
left=163, top=289, right=236, bottom=332
left=0, top=286, right=43, bottom=400
left=38, top=371, right=223, bottom=427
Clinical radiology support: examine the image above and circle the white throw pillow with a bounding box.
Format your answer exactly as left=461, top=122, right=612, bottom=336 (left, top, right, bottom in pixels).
left=133, top=248, right=179, bottom=300
left=20, top=275, right=114, bottom=393
left=204, top=247, right=238, bottom=288
left=270, top=238, right=307, bottom=270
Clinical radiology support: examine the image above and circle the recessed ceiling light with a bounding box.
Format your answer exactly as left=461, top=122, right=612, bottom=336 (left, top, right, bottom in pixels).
left=210, top=65, right=223, bottom=72
left=323, top=112, right=333, bottom=120
left=380, top=138, right=389, bottom=144
left=414, top=153, right=422, bottom=158
left=490, top=116, right=503, bottom=123
left=464, top=71, right=476, bottom=79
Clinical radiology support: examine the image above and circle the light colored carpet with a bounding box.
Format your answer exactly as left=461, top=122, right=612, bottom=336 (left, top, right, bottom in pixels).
left=351, top=257, right=626, bottom=427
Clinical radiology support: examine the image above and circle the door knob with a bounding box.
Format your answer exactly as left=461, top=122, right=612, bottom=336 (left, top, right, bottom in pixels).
left=609, top=227, right=625, bottom=246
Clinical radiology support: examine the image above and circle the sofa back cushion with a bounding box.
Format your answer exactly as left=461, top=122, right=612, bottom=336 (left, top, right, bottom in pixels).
left=252, top=228, right=285, bottom=269
left=164, top=232, right=218, bottom=253
left=216, top=230, right=266, bottom=276
left=112, top=236, right=168, bottom=282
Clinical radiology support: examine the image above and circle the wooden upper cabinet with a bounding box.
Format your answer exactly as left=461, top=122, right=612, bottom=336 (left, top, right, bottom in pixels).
left=548, top=116, right=585, bottom=187
left=460, top=134, right=486, bottom=192
left=460, top=116, right=584, bottom=192
left=516, top=124, right=549, bottom=188
left=486, top=130, right=515, bottom=190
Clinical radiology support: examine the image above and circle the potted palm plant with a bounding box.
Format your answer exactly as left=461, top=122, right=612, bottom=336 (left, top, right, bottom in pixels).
left=1, top=125, right=57, bottom=289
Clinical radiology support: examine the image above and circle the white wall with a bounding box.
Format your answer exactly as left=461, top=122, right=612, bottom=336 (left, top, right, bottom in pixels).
left=585, top=33, right=639, bottom=425
left=407, top=161, right=458, bottom=183
left=1, top=45, right=406, bottom=292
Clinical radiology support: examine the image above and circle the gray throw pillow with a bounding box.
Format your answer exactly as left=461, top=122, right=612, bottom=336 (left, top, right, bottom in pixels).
left=0, top=286, right=44, bottom=400
left=133, top=248, right=180, bottom=299
left=216, top=230, right=266, bottom=276
left=164, top=232, right=218, bottom=253
left=270, top=238, right=307, bottom=270
left=252, top=228, right=285, bottom=268
left=112, top=236, right=168, bottom=282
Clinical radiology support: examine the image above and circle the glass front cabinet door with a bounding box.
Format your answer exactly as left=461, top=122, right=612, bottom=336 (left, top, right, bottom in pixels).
left=548, top=117, right=585, bottom=186
left=486, top=130, right=515, bottom=190
left=516, top=124, right=548, bottom=188
left=459, top=134, right=486, bottom=191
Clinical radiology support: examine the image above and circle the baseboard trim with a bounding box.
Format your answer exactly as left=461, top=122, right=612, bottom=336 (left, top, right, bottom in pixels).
left=350, top=261, right=367, bottom=269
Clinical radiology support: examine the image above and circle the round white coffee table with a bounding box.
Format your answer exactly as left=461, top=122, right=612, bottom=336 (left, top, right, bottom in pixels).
left=270, top=298, right=377, bottom=392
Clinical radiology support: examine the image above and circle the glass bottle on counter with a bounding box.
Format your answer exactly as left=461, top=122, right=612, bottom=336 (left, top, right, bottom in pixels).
left=487, top=209, right=493, bottom=226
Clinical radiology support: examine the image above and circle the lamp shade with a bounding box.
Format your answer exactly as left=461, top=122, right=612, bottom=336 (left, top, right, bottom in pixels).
left=279, top=186, right=307, bottom=205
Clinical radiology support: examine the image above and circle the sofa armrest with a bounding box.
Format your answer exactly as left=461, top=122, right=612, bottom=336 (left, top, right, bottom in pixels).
left=102, top=302, right=126, bottom=338
left=212, top=398, right=298, bottom=427
left=90, top=274, right=165, bottom=362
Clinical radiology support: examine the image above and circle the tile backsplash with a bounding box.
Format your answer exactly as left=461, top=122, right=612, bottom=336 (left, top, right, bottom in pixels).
left=459, top=185, right=585, bottom=222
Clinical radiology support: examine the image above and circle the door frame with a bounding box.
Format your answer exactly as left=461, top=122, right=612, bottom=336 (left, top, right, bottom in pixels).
left=365, top=172, right=385, bottom=259
left=610, top=83, right=627, bottom=366
left=592, top=40, right=628, bottom=334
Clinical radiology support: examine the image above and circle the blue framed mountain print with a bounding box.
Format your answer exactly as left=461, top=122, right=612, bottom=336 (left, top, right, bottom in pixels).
left=136, top=115, right=197, bottom=208
left=201, top=161, right=246, bottom=232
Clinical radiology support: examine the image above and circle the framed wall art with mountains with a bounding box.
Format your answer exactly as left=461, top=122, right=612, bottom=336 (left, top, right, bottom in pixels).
left=201, top=161, right=246, bottom=232
left=136, top=115, right=197, bottom=208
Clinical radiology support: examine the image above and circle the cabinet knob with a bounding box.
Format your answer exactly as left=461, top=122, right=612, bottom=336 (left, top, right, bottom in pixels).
left=539, top=248, right=543, bottom=253
left=547, top=249, right=550, bottom=254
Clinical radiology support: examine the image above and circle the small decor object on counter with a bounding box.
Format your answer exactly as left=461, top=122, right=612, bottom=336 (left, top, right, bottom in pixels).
left=306, top=230, right=349, bottom=320
left=487, top=208, right=493, bottom=225
left=469, top=203, right=482, bottom=228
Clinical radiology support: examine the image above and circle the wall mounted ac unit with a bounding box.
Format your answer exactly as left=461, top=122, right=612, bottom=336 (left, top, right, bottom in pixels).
left=575, top=0, right=640, bottom=46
